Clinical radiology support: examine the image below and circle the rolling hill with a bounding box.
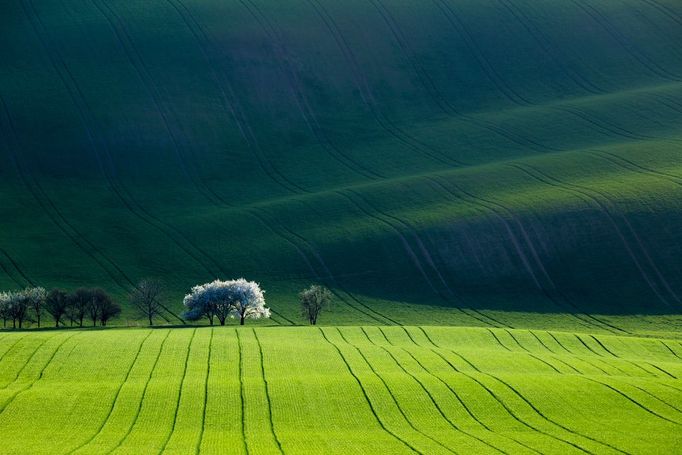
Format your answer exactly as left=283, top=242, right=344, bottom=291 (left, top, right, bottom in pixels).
left=1, top=0, right=682, bottom=326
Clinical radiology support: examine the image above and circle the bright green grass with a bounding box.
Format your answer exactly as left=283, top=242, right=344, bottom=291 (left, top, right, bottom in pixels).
left=0, top=325, right=680, bottom=454
left=1, top=0, right=682, bottom=323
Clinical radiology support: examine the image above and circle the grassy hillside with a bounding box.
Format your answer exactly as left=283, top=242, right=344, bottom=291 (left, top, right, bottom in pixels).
left=1, top=0, right=682, bottom=324
left=0, top=325, right=681, bottom=453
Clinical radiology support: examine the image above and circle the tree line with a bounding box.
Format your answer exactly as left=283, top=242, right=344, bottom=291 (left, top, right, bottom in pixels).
left=0, top=287, right=120, bottom=328
left=0, top=278, right=333, bottom=329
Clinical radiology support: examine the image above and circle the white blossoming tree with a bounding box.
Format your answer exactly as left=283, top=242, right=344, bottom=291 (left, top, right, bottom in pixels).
left=183, top=279, right=270, bottom=326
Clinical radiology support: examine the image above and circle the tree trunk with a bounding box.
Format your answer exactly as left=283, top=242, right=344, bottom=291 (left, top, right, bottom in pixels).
left=240, top=315, right=245, bottom=325
left=148, top=315, right=153, bottom=326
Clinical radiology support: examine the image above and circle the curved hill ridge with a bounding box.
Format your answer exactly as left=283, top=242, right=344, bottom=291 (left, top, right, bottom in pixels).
left=1, top=0, right=681, bottom=321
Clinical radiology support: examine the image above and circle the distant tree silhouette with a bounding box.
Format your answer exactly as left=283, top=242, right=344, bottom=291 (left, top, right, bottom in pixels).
left=299, top=285, right=333, bottom=325
left=45, top=289, right=69, bottom=327
left=130, top=279, right=164, bottom=326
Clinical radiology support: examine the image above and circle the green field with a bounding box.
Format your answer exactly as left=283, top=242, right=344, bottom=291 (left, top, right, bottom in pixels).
left=2, top=0, right=682, bottom=452
left=0, top=326, right=680, bottom=454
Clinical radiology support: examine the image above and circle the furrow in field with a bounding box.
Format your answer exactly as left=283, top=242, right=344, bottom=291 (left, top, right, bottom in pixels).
left=27, top=0, right=249, bottom=297
left=0, top=248, right=33, bottom=287
left=164, top=0, right=311, bottom=197
left=510, top=162, right=681, bottom=310
left=157, top=328, right=198, bottom=454
left=200, top=329, right=244, bottom=454
left=591, top=149, right=682, bottom=188
left=317, top=328, right=420, bottom=453
left=409, top=328, right=597, bottom=453
left=417, top=327, right=630, bottom=454
left=69, top=330, right=154, bottom=454
left=337, top=326, right=488, bottom=454
left=252, top=329, right=284, bottom=453
left=428, top=174, right=624, bottom=334
left=351, top=192, right=505, bottom=326
left=498, top=0, right=602, bottom=95
left=340, top=188, right=504, bottom=327
left=373, top=0, right=560, bottom=154
left=0, top=251, right=23, bottom=288
left=572, top=0, right=682, bottom=82
left=432, top=0, right=531, bottom=107
left=0, top=91, right=138, bottom=297
left=583, top=377, right=682, bottom=426
left=0, top=334, right=57, bottom=390
left=290, top=198, right=404, bottom=324
left=91, top=0, right=252, bottom=203
left=236, top=329, right=283, bottom=454
left=586, top=335, right=677, bottom=379
left=640, top=0, right=682, bottom=27
left=336, top=328, right=462, bottom=453
left=305, top=0, right=461, bottom=168
left=387, top=328, right=547, bottom=454
left=161, top=328, right=212, bottom=454
left=195, top=328, right=213, bottom=454
left=358, top=328, right=512, bottom=454
left=0, top=333, right=78, bottom=415
left=23, top=0, right=188, bottom=297
left=661, top=341, right=682, bottom=360
left=499, top=330, right=564, bottom=374
left=234, top=0, right=383, bottom=181
left=246, top=206, right=380, bottom=325
left=104, top=330, right=172, bottom=454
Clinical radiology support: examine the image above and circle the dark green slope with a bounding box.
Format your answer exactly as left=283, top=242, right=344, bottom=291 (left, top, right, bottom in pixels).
left=1, top=0, right=681, bottom=324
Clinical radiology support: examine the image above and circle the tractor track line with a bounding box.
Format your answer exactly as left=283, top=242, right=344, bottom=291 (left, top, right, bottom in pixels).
left=374, top=0, right=557, bottom=153
left=305, top=0, right=463, bottom=167
left=358, top=328, right=507, bottom=454
left=428, top=175, right=622, bottom=334
left=347, top=190, right=509, bottom=328
left=0, top=334, right=58, bottom=390
left=0, top=332, right=79, bottom=415
left=0, top=248, right=33, bottom=287
left=157, top=328, right=198, bottom=454
left=583, top=377, right=682, bottom=426
left=30, top=0, right=237, bottom=290
left=339, top=189, right=500, bottom=328
left=165, top=0, right=306, bottom=196
left=246, top=207, right=380, bottom=324
left=510, top=162, right=680, bottom=310
left=254, top=205, right=392, bottom=324
left=318, top=328, right=421, bottom=454
left=196, top=328, right=214, bottom=454
left=234, top=0, right=384, bottom=181
left=393, top=327, right=545, bottom=455
left=69, top=330, right=154, bottom=454
left=420, top=328, right=633, bottom=454
left=334, top=328, right=458, bottom=454
left=252, top=329, right=285, bottom=454
left=414, top=328, right=601, bottom=454
left=105, top=330, right=172, bottom=454
left=236, top=330, right=249, bottom=455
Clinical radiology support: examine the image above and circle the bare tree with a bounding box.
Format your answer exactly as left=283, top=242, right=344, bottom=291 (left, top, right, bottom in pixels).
left=86, top=288, right=112, bottom=327
left=45, top=289, right=69, bottom=327
left=68, top=288, right=91, bottom=327
left=26, top=287, right=46, bottom=328
left=9, top=292, right=29, bottom=328
left=99, top=299, right=121, bottom=326
left=129, top=279, right=164, bottom=326
left=299, top=285, right=333, bottom=325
